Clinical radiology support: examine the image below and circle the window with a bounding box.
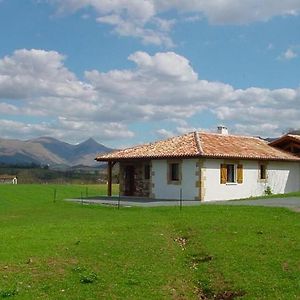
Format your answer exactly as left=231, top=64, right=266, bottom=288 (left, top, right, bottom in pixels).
left=167, top=161, right=182, bottom=184
left=221, top=163, right=243, bottom=184
left=144, top=164, right=151, bottom=180
left=227, top=164, right=235, bottom=183
left=170, top=163, right=180, bottom=181
left=259, top=164, right=267, bottom=180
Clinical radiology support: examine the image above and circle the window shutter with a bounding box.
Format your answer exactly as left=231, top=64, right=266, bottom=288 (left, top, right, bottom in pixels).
left=237, top=164, right=243, bottom=184
left=220, top=164, right=227, bottom=184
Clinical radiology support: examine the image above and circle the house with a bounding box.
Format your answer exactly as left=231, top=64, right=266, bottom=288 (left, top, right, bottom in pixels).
left=0, top=175, right=18, bottom=184
left=95, top=127, right=300, bottom=201
left=269, top=134, right=300, bottom=156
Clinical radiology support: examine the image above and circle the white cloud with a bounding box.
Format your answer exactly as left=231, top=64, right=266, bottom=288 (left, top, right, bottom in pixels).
left=280, top=48, right=298, bottom=60
left=156, top=124, right=212, bottom=139
left=128, top=51, right=198, bottom=81
left=156, top=128, right=174, bottom=139
left=0, top=118, right=134, bottom=143
left=0, top=49, right=300, bottom=143
left=0, top=49, right=134, bottom=142
left=0, top=49, right=93, bottom=99
left=96, top=14, right=175, bottom=47
left=48, top=0, right=300, bottom=46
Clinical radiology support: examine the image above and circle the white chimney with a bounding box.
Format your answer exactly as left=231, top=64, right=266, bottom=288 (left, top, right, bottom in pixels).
left=217, top=125, right=228, bottom=135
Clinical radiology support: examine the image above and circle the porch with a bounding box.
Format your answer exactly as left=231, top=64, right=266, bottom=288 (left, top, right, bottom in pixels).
left=106, top=160, right=152, bottom=198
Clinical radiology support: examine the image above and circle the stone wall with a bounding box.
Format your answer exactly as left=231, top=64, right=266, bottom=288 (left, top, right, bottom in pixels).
left=119, top=161, right=151, bottom=197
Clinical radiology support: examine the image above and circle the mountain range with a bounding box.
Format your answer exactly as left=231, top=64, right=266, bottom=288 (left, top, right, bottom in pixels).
left=0, top=136, right=113, bottom=168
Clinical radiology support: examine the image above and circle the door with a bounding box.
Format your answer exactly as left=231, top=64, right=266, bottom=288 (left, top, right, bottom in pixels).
left=124, top=166, right=135, bottom=196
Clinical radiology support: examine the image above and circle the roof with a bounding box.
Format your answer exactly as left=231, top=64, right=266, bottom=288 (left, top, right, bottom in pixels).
left=95, top=131, right=300, bottom=162
left=269, top=134, right=300, bottom=146
left=0, top=175, right=17, bottom=179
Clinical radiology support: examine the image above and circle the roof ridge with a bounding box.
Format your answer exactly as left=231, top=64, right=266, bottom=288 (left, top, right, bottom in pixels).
left=194, top=131, right=203, bottom=154
left=199, top=131, right=263, bottom=140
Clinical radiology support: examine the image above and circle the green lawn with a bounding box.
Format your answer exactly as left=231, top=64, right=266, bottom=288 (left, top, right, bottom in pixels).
left=0, top=185, right=299, bottom=299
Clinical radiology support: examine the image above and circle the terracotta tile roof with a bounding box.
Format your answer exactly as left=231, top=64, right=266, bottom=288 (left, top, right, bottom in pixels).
left=97, top=132, right=199, bottom=160
left=96, top=132, right=300, bottom=162
left=199, top=133, right=299, bottom=160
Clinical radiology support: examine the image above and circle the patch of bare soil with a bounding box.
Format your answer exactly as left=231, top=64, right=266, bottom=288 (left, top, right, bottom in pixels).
left=174, top=236, right=188, bottom=250
left=214, top=290, right=245, bottom=299
left=195, top=286, right=245, bottom=300
left=291, top=207, right=300, bottom=213
left=189, top=254, right=213, bottom=270
left=173, top=231, right=245, bottom=300
left=166, top=278, right=195, bottom=300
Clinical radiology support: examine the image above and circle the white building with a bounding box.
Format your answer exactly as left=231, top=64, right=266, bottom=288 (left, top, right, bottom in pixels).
left=96, top=128, right=300, bottom=201
left=0, top=175, right=18, bottom=184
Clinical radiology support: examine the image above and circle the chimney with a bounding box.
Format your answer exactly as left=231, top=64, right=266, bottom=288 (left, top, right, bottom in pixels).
left=217, top=125, right=228, bottom=135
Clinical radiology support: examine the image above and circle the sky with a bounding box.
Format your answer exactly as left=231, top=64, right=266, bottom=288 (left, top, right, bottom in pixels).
left=0, top=0, right=299, bottom=147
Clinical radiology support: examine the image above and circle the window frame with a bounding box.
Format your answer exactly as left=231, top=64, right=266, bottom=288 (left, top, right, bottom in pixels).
left=144, top=164, right=151, bottom=180
left=259, top=163, right=267, bottom=181
left=170, top=163, right=180, bottom=181
left=221, top=162, right=243, bottom=185
left=167, top=160, right=182, bottom=185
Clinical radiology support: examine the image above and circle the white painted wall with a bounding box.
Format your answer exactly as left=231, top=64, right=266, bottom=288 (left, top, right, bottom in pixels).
left=151, top=158, right=300, bottom=201
left=203, top=159, right=300, bottom=201
left=267, top=161, right=300, bottom=194
left=152, top=159, right=198, bottom=200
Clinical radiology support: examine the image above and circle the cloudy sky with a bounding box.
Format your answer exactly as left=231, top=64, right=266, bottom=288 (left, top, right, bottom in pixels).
left=0, top=0, right=299, bottom=146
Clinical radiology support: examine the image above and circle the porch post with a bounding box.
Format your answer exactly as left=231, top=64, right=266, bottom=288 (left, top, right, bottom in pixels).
left=107, top=161, right=112, bottom=196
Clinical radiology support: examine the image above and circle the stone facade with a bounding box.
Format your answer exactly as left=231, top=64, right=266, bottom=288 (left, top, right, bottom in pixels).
left=119, top=161, right=151, bottom=197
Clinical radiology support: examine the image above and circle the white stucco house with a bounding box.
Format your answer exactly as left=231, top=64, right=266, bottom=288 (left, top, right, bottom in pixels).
left=0, top=175, right=18, bottom=184
left=96, top=127, right=300, bottom=201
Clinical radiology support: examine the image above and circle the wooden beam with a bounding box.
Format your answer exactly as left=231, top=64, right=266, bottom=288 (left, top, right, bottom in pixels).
left=107, top=161, right=113, bottom=197
left=283, top=142, right=300, bottom=152
left=291, top=143, right=300, bottom=150
left=282, top=143, right=292, bottom=150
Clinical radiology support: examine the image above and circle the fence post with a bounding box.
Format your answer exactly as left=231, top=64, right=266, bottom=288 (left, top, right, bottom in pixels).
left=179, top=188, right=182, bottom=211
left=81, top=192, right=83, bottom=205
left=86, top=186, right=88, bottom=198
left=118, top=191, right=121, bottom=210
left=53, top=188, right=57, bottom=203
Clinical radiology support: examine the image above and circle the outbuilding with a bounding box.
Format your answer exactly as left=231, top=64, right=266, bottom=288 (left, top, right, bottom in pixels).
left=0, top=175, right=18, bottom=184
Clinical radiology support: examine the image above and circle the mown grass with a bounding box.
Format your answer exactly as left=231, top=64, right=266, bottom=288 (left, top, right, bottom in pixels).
left=0, top=184, right=299, bottom=299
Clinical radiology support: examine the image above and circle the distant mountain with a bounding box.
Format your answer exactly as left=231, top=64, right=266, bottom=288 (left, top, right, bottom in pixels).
left=264, top=137, right=277, bottom=142
left=0, top=136, right=113, bottom=167
left=287, top=129, right=300, bottom=135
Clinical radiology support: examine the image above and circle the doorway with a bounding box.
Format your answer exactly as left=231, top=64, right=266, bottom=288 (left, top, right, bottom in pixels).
left=124, top=165, right=135, bottom=196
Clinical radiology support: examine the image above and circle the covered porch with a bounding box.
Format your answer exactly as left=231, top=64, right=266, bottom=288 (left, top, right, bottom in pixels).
left=104, top=159, right=152, bottom=198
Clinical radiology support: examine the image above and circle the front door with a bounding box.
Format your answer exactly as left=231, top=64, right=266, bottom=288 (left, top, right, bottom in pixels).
left=124, top=166, right=135, bottom=196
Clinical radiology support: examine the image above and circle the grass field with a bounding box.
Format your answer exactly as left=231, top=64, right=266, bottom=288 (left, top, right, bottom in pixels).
left=0, top=184, right=299, bottom=299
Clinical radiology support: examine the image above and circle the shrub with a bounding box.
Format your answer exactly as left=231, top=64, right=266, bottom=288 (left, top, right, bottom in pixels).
left=264, top=186, right=272, bottom=196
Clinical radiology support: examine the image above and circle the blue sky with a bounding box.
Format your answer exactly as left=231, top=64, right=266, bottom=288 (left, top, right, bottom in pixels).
left=0, top=0, right=299, bottom=146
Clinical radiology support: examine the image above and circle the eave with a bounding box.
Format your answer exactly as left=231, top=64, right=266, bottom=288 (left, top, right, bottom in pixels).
left=95, top=153, right=300, bottom=163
